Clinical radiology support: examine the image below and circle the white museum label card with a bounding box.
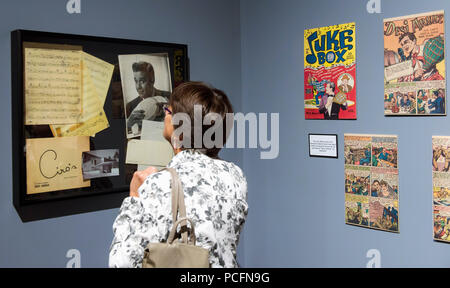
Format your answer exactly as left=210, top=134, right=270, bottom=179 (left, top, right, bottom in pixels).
left=309, top=134, right=338, bottom=158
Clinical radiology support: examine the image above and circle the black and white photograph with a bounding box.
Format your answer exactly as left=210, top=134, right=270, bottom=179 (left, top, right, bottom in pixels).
left=82, top=149, right=120, bottom=180
left=119, top=53, right=172, bottom=138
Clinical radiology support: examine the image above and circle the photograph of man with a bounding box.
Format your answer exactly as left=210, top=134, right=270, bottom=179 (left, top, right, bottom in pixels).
left=318, top=82, right=347, bottom=119
left=119, top=54, right=172, bottom=138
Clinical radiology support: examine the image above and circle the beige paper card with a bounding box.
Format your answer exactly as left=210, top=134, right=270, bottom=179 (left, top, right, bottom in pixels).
left=138, top=165, right=166, bottom=171
left=141, top=120, right=165, bottom=142
left=26, top=136, right=91, bottom=194
left=24, top=42, right=83, bottom=125
left=126, top=139, right=174, bottom=166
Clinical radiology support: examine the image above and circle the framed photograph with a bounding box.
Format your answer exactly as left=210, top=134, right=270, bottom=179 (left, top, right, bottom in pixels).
left=11, top=29, right=189, bottom=222
left=119, top=53, right=172, bottom=138
left=308, top=134, right=338, bottom=158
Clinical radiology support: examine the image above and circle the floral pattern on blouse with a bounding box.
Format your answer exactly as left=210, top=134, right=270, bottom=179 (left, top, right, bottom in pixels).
left=109, top=150, right=248, bottom=268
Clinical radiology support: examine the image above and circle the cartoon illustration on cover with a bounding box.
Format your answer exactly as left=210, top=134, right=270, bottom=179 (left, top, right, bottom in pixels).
left=304, top=22, right=356, bottom=119
left=384, top=11, right=446, bottom=115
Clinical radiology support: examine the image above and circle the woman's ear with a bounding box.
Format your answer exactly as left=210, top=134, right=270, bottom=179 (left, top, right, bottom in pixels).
left=171, top=133, right=183, bottom=150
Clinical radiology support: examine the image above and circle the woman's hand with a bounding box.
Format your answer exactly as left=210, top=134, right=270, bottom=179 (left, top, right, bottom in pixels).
left=129, top=167, right=158, bottom=197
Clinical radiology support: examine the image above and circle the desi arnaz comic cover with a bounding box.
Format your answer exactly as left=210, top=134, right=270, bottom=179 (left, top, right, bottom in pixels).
left=304, top=22, right=356, bottom=120
left=432, top=136, right=450, bottom=242
left=384, top=11, right=446, bottom=116
left=344, top=134, right=399, bottom=233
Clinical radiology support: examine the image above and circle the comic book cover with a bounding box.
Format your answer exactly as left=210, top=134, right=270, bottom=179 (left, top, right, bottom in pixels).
left=304, top=22, right=356, bottom=120
left=369, top=197, right=399, bottom=232
left=384, top=11, right=446, bottom=116
left=345, top=165, right=370, bottom=196
left=345, top=194, right=369, bottom=227
left=344, top=134, right=399, bottom=233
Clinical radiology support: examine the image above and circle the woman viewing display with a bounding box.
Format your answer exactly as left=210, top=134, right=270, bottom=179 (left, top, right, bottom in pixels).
left=109, top=82, right=248, bottom=268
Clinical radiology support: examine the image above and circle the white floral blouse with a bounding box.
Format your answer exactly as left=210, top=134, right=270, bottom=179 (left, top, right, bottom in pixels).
left=109, top=150, right=248, bottom=268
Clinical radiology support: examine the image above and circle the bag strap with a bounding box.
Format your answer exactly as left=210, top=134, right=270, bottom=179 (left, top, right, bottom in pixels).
left=167, top=217, right=196, bottom=245
left=166, top=167, right=188, bottom=243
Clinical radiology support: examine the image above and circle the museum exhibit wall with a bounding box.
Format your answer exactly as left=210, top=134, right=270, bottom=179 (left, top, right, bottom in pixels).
left=240, top=0, right=450, bottom=267
left=0, top=0, right=243, bottom=267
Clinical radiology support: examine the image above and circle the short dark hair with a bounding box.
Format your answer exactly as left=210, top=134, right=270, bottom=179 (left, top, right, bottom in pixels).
left=132, top=61, right=155, bottom=84
left=328, top=82, right=336, bottom=93
left=169, top=82, right=233, bottom=158
left=399, top=32, right=416, bottom=43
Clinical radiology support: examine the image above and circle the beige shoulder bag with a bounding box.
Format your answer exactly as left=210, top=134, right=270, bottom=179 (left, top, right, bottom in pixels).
left=142, top=167, right=210, bottom=268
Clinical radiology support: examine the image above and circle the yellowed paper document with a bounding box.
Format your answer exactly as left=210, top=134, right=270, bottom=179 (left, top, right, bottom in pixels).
left=51, top=63, right=109, bottom=136
left=26, top=136, right=91, bottom=194
left=50, top=52, right=113, bottom=137
left=24, top=43, right=82, bottom=125
left=81, top=51, right=114, bottom=105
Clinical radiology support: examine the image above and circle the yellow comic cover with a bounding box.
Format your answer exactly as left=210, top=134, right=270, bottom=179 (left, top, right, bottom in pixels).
left=304, top=22, right=356, bottom=119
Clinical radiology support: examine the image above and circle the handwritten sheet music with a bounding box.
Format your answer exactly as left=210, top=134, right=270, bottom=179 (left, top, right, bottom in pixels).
left=24, top=43, right=82, bottom=125
left=81, top=51, right=114, bottom=104
left=26, top=136, right=90, bottom=194
left=50, top=52, right=113, bottom=137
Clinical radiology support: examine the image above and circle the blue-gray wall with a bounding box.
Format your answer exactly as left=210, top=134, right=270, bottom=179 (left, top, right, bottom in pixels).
left=241, top=0, right=450, bottom=267
left=0, top=0, right=243, bottom=267
left=4, top=0, right=450, bottom=268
